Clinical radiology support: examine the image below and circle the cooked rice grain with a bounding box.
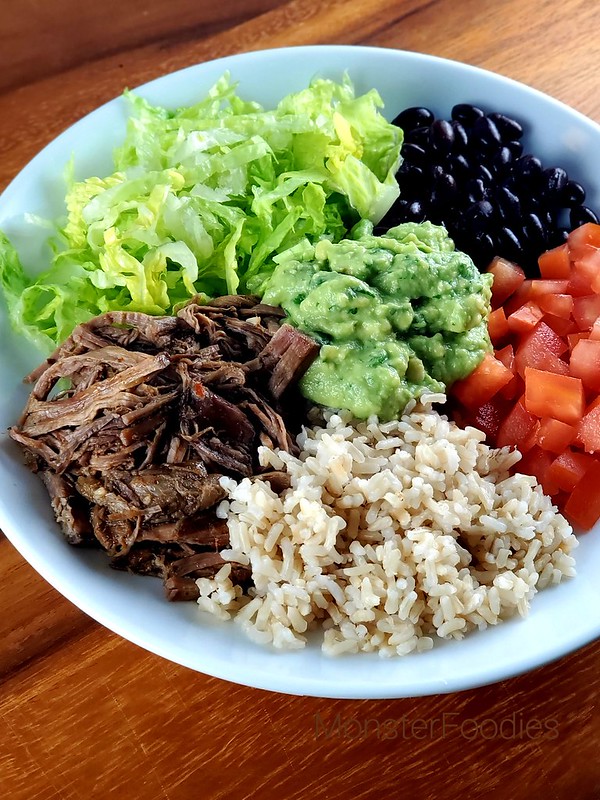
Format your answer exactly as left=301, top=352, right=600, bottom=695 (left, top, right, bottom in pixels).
left=197, top=394, right=577, bottom=656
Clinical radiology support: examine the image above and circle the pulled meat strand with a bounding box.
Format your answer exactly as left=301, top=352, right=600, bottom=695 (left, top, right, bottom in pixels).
left=11, top=296, right=318, bottom=600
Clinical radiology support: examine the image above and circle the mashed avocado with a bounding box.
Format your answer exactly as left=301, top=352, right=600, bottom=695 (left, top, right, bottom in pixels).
left=262, top=221, right=492, bottom=419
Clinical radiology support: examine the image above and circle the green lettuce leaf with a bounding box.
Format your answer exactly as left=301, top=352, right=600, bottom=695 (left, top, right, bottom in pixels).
left=0, top=73, right=402, bottom=349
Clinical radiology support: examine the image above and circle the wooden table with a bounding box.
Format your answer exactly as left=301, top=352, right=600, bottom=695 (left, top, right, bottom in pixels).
left=1, top=1, right=599, bottom=797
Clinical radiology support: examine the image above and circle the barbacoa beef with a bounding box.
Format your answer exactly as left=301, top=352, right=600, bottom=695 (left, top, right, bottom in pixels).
left=11, top=296, right=318, bottom=600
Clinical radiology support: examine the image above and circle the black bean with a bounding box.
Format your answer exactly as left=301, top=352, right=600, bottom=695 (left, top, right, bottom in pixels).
left=466, top=178, right=488, bottom=203
left=447, top=153, right=471, bottom=181
left=561, top=180, right=586, bottom=207
left=491, top=146, right=512, bottom=175
left=473, top=116, right=502, bottom=147
left=570, top=205, right=600, bottom=227
left=408, top=200, right=426, bottom=221
left=543, top=167, right=568, bottom=198
left=538, top=209, right=556, bottom=230
left=403, top=125, right=431, bottom=147
left=392, top=107, right=435, bottom=131
left=471, top=231, right=495, bottom=266
left=513, top=154, right=543, bottom=180
left=431, top=119, right=455, bottom=153
left=488, top=113, right=524, bottom=141
left=398, top=164, right=427, bottom=195
left=506, top=140, right=524, bottom=158
left=497, top=186, right=521, bottom=221
left=497, top=226, right=524, bottom=259
left=377, top=199, right=409, bottom=228
left=451, top=103, right=485, bottom=126
left=464, top=200, right=494, bottom=232
left=401, top=143, right=428, bottom=164
left=545, top=226, right=569, bottom=247
left=433, top=171, right=457, bottom=201
left=523, top=212, right=547, bottom=248
left=474, top=164, right=494, bottom=185
left=451, top=120, right=469, bottom=150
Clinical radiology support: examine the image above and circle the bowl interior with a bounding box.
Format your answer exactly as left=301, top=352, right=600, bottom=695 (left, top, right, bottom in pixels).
left=1, top=45, right=599, bottom=698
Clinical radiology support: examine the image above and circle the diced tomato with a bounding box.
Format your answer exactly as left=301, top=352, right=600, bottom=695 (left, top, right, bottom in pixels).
left=538, top=243, right=571, bottom=279
left=567, top=266, right=595, bottom=297
left=495, top=344, right=514, bottom=370
left=590, top=318, right=600, bottom=341
left=546, top=448, right=596, bottom=492
left=502, top=374, right=524, bottom=401
left=494, top=344, right=520, bottom=399
left=519, top=321, right=568, bottom=357
left=524, top=368, right=585, bottom=425
left=537, top=293, right=574, bottom=319
left=563, top=459, right=600, bottom=530
left=572, top=295, right=600, bottom=330
left=568, top=331, right=589, bottom=350
left=488, top=307, right=510, bottom=345
left=487, top=257, right=526, bottom=308
left=507, top=302, right=544, bottom=334
left=496, top=397, right=538, bottom=451
left=504, top=281, right=533, bottom=316
left=527, top=280, right=571, bottom=298
left=569, top=339, right=600, bottom=392
left=543, top=314, right=576, bottom=338
left=514, top=322, right=569, bottom=377
left=451, top=352, right=514, bottom=409
left=569, top=252, right=600, bottom=297
left=568, top=222, right=600, bottom=257
left=535, top=417, right=577, bottom=453
left=467, top=396, right=511, bottom=445
left=516, top=446, right=558, bottom=495
left=577, top=402, right=600, bottom=453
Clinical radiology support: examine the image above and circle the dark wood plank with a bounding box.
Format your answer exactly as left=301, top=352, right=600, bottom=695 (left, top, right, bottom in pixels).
left=0, top=0, right=286, bottom=93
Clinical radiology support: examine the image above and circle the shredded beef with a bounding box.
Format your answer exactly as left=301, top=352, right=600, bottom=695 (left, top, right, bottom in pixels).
left=11, top=296, right=318, bottom=601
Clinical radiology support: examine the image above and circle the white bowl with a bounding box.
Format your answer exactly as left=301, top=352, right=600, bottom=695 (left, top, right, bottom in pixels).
left=1, top=45, right=599, bottom=698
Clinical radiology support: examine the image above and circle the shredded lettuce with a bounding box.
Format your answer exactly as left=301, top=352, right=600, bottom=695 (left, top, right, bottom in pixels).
left=0, top=74, right=402, bottom=350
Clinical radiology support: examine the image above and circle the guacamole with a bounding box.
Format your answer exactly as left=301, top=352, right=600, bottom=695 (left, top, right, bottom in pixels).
left=262, top=221, right=493, bottom=420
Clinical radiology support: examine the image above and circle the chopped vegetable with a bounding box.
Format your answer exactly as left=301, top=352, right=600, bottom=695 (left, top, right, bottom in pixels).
left=488, top=257, right=526, bottom=307
left=449, top=222, right=600, bottom=529
left=563, top=461, right=600, bottom=529
left=449, top=352, right=512, bottom=409
left=535, top=418, right=577, bottom=453
left=0, top=75, right=403, bottom=351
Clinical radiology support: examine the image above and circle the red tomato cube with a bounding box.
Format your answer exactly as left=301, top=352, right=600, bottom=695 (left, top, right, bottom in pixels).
left=488, top=307, right=510, bottom=345
left=451, top=352, right=514, bottom=409
left=568, top=222, right=600, bottom=257
left=537, top=292, right=574, bottom=319
left=516, top=446, right=558, bottom=495
left=563, top=459, right=600, bottom=530
left=572, top=295, right=600, bottom=330
left=547, top=449, right=596, bottom=492
left=487, top=257, right=526, bottom=308
left=577, top=403, right=600, bottom=453
left=538, top=243, right=571, bottom=279
left=569, top=338, right=600, bottom=392
left=535, top=418, right=577, bottom=453
left=514, top=322, right=569, bottom=377
left=496, top=398, right=538, bottom=451
left=507, top=302, right=544, bottom=334
left=524, top=368, right=585, bottom=425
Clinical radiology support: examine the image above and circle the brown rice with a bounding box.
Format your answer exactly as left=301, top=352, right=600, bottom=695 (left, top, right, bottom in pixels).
left=195, top=394, right=577, bottom=657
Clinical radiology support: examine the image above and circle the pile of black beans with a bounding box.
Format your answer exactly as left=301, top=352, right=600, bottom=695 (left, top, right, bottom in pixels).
left=378, top=103, right=599, bottom=276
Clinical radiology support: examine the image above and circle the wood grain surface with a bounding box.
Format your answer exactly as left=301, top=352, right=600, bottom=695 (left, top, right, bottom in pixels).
left=0, top=1, right=599, bottom=798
